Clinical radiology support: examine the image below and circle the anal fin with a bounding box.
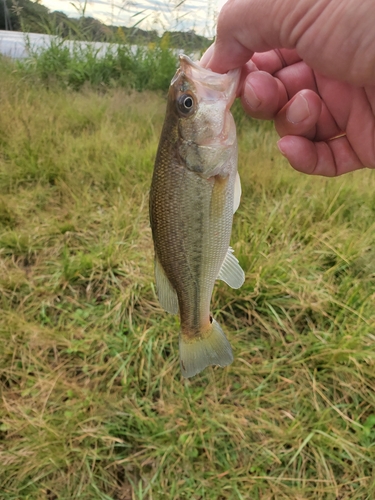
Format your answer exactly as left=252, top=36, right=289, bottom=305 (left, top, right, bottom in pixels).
left=217, top=246, right=245, bottom=289
left=155, top=257, right=179, bottom=314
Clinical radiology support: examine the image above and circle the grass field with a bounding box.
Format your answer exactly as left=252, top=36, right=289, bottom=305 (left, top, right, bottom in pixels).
left=1, top=54, right=375, bottom=499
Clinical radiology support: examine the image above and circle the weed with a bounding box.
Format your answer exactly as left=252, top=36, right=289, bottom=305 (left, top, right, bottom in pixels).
left=16, top=35, right=179, bottom=92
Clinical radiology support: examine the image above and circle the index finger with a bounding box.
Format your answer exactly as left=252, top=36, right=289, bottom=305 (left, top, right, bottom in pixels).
left=252, top=49, right=302, bottom=74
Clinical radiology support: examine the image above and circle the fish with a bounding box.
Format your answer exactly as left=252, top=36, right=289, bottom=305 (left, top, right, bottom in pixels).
left=149, top=54, right=244, bottom=378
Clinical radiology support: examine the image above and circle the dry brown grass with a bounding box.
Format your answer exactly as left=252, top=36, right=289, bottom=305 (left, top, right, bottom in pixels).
left=1, top=58, right=375, bottom=499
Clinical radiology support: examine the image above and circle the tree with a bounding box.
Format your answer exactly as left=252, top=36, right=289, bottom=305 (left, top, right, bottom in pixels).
left=0, top=0, right=49, bottom=32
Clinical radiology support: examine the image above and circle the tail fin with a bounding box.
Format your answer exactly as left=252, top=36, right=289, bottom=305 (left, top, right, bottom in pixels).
left=179, top=319, right=233, bottom=378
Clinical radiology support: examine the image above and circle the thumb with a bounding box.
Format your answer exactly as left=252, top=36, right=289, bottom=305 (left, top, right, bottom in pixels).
left=205, top=0, right=321, bottom=74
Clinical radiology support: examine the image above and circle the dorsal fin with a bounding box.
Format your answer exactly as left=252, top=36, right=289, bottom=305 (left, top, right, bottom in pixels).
left=154, top=257, right=179, bottom=314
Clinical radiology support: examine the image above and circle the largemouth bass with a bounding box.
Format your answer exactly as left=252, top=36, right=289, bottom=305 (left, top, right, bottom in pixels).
left=149, top=55, right=244, bottom=378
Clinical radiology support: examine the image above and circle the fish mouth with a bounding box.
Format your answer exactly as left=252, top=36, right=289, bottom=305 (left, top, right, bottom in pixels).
left=175, top=54, right=240, bottom=107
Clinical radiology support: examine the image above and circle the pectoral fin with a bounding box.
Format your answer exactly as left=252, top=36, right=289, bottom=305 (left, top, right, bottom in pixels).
left=217, top=246, right=245, bottom=289
left=233, top=171, right=241, bottom=213
left=154, top=257, right=179, bottom=314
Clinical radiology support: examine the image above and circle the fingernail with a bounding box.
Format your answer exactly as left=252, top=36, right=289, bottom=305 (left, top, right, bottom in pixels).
left=286, top=94, right=310, bottom=123
left=277, top=139, right=287, bottom=156
left=244, top=80, right=261, bottom=110
left=200, top=43, right=215, bottom=68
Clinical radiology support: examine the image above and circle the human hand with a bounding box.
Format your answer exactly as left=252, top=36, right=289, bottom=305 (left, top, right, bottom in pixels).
left=201, top=0, right=375, bottom=176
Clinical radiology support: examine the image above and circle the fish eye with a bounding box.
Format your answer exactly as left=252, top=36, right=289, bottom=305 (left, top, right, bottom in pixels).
left=177, top=94, right=195, bottom=115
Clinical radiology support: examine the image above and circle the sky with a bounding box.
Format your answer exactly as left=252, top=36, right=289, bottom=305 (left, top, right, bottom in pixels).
left=40, top=0, right=228, bottom=37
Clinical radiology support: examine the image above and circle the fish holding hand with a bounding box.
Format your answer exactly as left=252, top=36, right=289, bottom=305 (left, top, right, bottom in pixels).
left=149, top=55, right=244, bottom=378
